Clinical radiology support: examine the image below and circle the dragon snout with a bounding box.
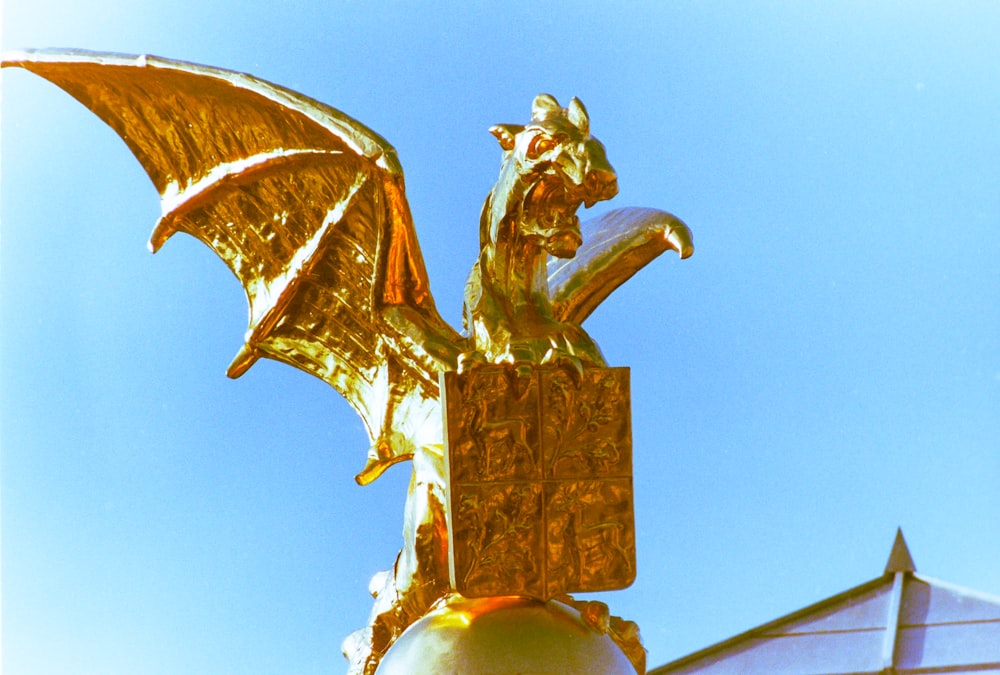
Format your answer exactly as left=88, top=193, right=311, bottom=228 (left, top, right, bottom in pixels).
left=583, top=167, right=618, bottom=207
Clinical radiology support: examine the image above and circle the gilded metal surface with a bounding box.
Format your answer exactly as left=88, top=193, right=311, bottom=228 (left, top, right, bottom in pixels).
left=443, top=366, right=635, bottom=599
left=5, top=49, right=694, bottom=675
left=465, top=94, right=614, bottom=371
left=376, top=594, right=637, bottom=675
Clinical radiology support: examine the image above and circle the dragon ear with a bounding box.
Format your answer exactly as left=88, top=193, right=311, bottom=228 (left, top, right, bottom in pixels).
left=532, top=93, right=561, bottom=120
left=489, top=124, right=523, bottom=151
left=568, top=97, right=590, bottom=135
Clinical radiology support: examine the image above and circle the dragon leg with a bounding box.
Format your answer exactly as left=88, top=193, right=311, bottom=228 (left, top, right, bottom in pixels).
left=343, top=443, right=450, bottom=674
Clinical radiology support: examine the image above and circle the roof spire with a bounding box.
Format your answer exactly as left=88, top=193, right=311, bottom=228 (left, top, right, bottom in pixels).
left=884, top=528, right=916, bottom=574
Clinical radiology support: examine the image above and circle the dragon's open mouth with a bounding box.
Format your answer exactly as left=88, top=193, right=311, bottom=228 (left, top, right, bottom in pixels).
left=522, top=176, right=584, bottom=258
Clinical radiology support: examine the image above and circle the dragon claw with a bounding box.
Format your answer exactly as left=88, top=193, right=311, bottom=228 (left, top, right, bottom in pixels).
left=457, top=350, right=488, bottom=374
left=579, top=600, right=612, bottom=633
left=542, top=349, right=587, bottom=386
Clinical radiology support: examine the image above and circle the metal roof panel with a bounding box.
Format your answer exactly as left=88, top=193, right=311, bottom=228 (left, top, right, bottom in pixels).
left=652, top=532, right=1000, bottom=674
left=896, top=622, right=1000, bottom=670
left=901, top=575, right=1000, bottom=625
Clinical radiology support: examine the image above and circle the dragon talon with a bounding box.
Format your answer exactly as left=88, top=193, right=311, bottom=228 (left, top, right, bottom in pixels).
left=457, top=350, right=488, bottom=374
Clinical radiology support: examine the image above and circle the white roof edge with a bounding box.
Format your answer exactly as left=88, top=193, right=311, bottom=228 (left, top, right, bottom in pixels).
left=912, top=573, right=1000, bottom=605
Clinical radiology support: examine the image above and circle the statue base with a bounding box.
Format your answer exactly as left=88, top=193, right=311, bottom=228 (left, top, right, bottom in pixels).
left=375, top=594, right=635, bottom=674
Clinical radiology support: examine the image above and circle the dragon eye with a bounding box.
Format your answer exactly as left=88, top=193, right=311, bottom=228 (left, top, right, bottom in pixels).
left=526, top=134, right=555, bottom=159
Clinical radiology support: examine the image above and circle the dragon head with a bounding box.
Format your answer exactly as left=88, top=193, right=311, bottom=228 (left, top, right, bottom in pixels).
left=489, top=94, right=618, bottom=258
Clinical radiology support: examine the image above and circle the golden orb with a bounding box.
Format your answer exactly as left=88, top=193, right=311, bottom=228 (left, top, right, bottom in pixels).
left=375, top=595, right=635, bottom=675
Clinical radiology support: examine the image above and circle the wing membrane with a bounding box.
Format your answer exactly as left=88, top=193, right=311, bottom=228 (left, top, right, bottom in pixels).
left=4, top=48, right=458, bottom=464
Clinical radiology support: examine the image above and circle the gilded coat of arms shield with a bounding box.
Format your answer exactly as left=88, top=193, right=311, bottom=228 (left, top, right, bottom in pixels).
left=443, top=366, right=635, bottom=599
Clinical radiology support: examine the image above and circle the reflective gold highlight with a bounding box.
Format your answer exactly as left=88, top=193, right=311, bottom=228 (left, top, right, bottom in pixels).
left=4, top=50, right=693, bottom=675
left=443, top=366, right=635, bottom=600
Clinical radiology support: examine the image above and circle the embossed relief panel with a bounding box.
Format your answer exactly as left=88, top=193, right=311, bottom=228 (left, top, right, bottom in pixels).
left=443, top=366, right=635, bottom=599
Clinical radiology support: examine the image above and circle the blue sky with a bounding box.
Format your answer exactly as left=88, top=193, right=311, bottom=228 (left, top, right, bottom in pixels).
left=2, top=2, right=998, bottom=672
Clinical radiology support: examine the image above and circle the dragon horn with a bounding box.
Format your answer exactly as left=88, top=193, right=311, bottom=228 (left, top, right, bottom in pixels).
left=568, top=97, right=589, bottom=135
left=532, top=93, right=561, bottom=120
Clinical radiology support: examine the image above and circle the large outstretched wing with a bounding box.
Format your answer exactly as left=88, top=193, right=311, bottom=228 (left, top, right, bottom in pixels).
left=548, top=207, right=693, bottom=325
left=3, top=49, right=462, bottom=479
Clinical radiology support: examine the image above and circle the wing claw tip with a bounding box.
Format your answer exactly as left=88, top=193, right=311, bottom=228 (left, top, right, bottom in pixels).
left=664, top=223, right=694, bottom=260
left=227, top=344, right=258, bottom=378
left=149, top=217, right=175, bottom=253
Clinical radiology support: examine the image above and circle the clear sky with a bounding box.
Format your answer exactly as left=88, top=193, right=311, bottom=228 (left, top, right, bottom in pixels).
left=2, top=2, right=998, bottom=673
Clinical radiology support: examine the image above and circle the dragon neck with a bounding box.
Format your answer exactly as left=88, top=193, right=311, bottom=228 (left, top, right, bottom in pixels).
left=481, top=184, right=551, bottom=314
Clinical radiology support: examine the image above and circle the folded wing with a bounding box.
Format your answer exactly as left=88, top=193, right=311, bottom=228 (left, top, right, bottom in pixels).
left=548, top=207, right=693, bottom=325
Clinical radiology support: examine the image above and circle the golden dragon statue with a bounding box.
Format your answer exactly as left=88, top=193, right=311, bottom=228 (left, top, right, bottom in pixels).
left=4, top=49, right=693, bottom=674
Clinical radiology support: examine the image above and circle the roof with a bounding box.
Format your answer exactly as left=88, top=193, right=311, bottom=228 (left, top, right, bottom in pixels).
left=650, top=529, right=1000, bottom=674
